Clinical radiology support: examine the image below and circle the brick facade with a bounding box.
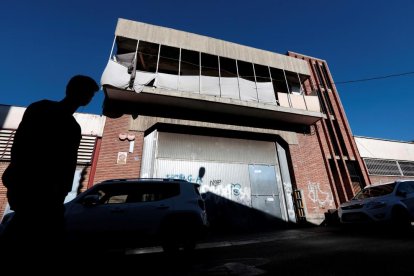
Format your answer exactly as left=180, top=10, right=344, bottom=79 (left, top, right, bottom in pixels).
left=0, top=162, right=9, bottom=217
left=289, top=130, right=335, bottom=224
left=288, top=52, right=371, bottom=206
left=93, top=115, right=143, bottom=184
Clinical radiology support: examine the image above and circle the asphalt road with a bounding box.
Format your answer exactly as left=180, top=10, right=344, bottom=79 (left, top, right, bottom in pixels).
left=82, top=226, right=414, bottom=275
left=2, top=226, right=413, bottom=275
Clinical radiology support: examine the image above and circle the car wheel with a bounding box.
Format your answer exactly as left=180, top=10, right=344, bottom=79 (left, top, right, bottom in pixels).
left=391, top=207, right=411, bottom=231
left=161, top=239, right=180, bottom=253
left=160, top=216, right=201, bottom=253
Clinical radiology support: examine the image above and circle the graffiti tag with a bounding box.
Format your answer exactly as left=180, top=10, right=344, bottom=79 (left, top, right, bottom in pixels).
left=210, top=179, right=222, bottom=187
left=165, top=173, right=203, bottom=184
left=307, top=181, right=333, bottom=207
left=231, top=183, right=241, bottom=197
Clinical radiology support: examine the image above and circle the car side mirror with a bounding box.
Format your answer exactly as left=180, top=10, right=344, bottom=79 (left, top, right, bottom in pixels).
left=82, top=194, right=100, bottom=206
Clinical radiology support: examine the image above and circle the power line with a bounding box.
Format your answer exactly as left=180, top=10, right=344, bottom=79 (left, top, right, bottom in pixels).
left=335, top=71, right=414, bottom=84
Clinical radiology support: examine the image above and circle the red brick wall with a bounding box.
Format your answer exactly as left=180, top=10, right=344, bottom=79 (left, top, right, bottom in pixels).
left=93, top=115, right=144, bottom=184
left=288, top=52, right=370, bottom=203
left=289, top=130, right=335, bottom=224
left=0, top=162, right=9, bottom=218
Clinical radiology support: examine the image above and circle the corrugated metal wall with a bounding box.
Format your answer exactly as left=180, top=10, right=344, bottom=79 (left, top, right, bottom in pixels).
left=0, top=129, right=96, bottom=165
left=140, top=130, right=158, bottom=178
left=157, top=132, right=277, bottom=164
left=146, top=131, right=292, bottom=221
left=140, top=131, right=298, bottom=223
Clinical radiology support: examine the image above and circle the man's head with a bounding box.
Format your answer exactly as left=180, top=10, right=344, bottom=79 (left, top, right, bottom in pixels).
left=66, top=75, right=99, bottom=106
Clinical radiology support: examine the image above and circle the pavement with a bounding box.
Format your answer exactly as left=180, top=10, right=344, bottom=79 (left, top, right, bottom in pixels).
left=125, top=224, right=329, bottom=255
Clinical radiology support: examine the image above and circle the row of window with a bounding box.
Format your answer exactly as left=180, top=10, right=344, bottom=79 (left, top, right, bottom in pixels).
left=114, top=38, right=308, bottom=95
left=364, top=158, right=414, bottom=176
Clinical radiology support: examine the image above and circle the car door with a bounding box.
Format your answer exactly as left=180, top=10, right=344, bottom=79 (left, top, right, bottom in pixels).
left=125, top=183, right=178, bottom=236
left=65, top=184, right=130, bottom=237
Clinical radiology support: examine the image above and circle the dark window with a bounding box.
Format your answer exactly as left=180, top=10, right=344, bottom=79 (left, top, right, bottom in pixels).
left=220, top=57, right=237, bottom=78
left=115, top=37, right=138, bottom=55
left=254, top=64, right=271, bottom=83
left=270, top=67, right=288, bottom=93
left=113, top=37, right=138, bottom=69
left=127, top=183, right=180, bottom=202
left=136, top=41, right=159, bottom=73
left=90, top=186, right=129, bottom=205
left=86, top=183, right=180, bottom=204
left=397, top=182, right=414, bottom=195
left=354, top=183, right=396, bottom=199
left=237, top=60, right=255, bottom=82
left=285, top=71, right=302, bottom=94
left=180, top=49, right=199, bottom=76
left=158, top=45, right=180, bottom=75
left=201, top=53, right=219, bottom=77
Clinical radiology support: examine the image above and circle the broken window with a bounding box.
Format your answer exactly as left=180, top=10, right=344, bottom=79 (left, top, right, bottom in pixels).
left=219, top=57, right=239, bottom=99
left=115, top=37, right=138, bottom=69
left=156, top=45, right=180, bottom=90
left=201, top=53, right=220, bottom=96
left=285, top=71, right=303, bottom=95
left=136, top=41, right=159, bottom=73
left=237, top=60, right=257, bottom=102
left=179, top=49, right=200, bottom=93
left=254, top=64, right=276, bottom=104
left=101, top=37, right=138, bottom=90
left=158, top=45, right=180, bottom=75
left=270, top=68, right=288, bottom=106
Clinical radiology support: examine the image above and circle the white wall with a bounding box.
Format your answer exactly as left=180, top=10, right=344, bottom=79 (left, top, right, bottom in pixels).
left=355, top=136, right=414, bottom=161
left=0, top=105, right=106, bottom=137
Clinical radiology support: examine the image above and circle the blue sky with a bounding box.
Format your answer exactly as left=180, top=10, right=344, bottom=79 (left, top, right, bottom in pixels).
left=1, top=0, right=413, bottom=141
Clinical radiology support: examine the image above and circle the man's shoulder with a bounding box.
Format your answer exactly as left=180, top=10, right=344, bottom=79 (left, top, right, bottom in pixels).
left=27, top=100, right=58, bottom=110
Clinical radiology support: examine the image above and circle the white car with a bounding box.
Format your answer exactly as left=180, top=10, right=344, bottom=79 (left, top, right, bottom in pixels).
left=338, top=180, right=414, bottom=228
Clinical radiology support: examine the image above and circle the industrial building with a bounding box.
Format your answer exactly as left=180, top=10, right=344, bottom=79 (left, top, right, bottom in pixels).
left=92, top=18, right=370, bottom=225
left=6, top=19, right=409, bottom=226
left=355, top=136, right=414, bottom=184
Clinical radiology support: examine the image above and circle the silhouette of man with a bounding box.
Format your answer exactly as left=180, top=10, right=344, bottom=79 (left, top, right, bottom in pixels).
left=1, top=75, right=99, bottom=257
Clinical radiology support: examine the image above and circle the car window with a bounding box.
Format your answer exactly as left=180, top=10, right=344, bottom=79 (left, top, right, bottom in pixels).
left=397, top=182, right=414, bottom=194
left=354, top=182, right=396, bottom=199
left=82, top=185, right=130, bottom=205
left=127, top=183, right=180, bottom=203
left=84, top=182, right=180, bottom=204
left=98, top=189, right=129, bottom=204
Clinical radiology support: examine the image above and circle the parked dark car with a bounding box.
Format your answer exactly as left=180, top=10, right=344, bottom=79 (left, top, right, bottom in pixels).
left=1, top=178, right=209, bottom=252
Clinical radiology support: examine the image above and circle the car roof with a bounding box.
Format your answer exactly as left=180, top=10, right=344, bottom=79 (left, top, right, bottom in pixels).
left=97, top=178, right=200, bottom=187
